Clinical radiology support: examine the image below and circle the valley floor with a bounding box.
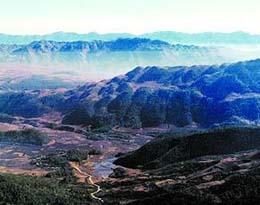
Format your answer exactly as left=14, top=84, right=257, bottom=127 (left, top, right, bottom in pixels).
left=0, top=116, right=153, bottom=203
left=0, top=116, right=260, bottom=204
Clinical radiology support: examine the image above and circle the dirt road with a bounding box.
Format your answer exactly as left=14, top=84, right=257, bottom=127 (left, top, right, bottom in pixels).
left=70, top=162, right=104, bottom=203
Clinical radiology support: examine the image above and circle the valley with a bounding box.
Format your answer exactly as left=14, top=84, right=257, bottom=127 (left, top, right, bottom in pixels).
left=0, top=114, right=154, bottom=204
left=0, top=123, right=259, bottom=204
left=0, top=58, right=259, bottom=204
left=1, top=0, right=260, bottom=204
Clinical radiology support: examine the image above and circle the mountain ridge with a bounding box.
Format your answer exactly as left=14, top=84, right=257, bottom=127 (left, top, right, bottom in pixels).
left=59, top=58, right=259, bottom=128
left=1, top=59, right=259, bottom=127
left=1, top=31, right=260, bottom=45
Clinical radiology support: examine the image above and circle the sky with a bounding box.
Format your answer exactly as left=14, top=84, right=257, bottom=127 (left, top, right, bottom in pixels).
left=0, top=0, right=260, bottom=35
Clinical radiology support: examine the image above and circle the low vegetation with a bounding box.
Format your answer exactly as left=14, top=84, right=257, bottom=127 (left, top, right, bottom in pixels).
left=84, top=130, right=132, bottom=141
left=0, top=173, right=93, bottom=205
left=0, top=129, right=48, bottom=146
left=0, top=113, right=16, bottom=123
left=31, top=149, right=101, bottom=183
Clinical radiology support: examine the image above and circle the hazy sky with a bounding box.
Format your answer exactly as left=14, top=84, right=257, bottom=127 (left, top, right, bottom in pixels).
left=0, top=0, right=260, bottom=34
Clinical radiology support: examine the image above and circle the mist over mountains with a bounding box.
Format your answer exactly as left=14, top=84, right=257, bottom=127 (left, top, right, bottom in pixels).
left=0, top=38, right=227, bottom=80
left=1, top=37, right=260, bottom=81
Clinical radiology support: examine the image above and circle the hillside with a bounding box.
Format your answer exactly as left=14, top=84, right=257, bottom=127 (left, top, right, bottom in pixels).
left=114, top=126, right=260, bottom=169
left=0, top=59, right=259, bottom=126
left=100, top=126, right=260, bottom=204
left=61, top=59, right=260, bottom=128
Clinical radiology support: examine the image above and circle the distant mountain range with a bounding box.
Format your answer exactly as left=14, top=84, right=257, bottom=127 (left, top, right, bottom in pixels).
left=1, top=37, right=260, bottom=83
left=1, top=31, right=260, bottom=45
left=0, top=38, right=197, bottom=54
left=1, top=38, right=238, bottom=79
left=1, top=38, right=260, bottom=80
left=0, top=59, right=259, bottom=127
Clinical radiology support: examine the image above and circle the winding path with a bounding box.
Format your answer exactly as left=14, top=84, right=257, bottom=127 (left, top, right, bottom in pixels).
left=70, top=162, right=104, bottom=203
